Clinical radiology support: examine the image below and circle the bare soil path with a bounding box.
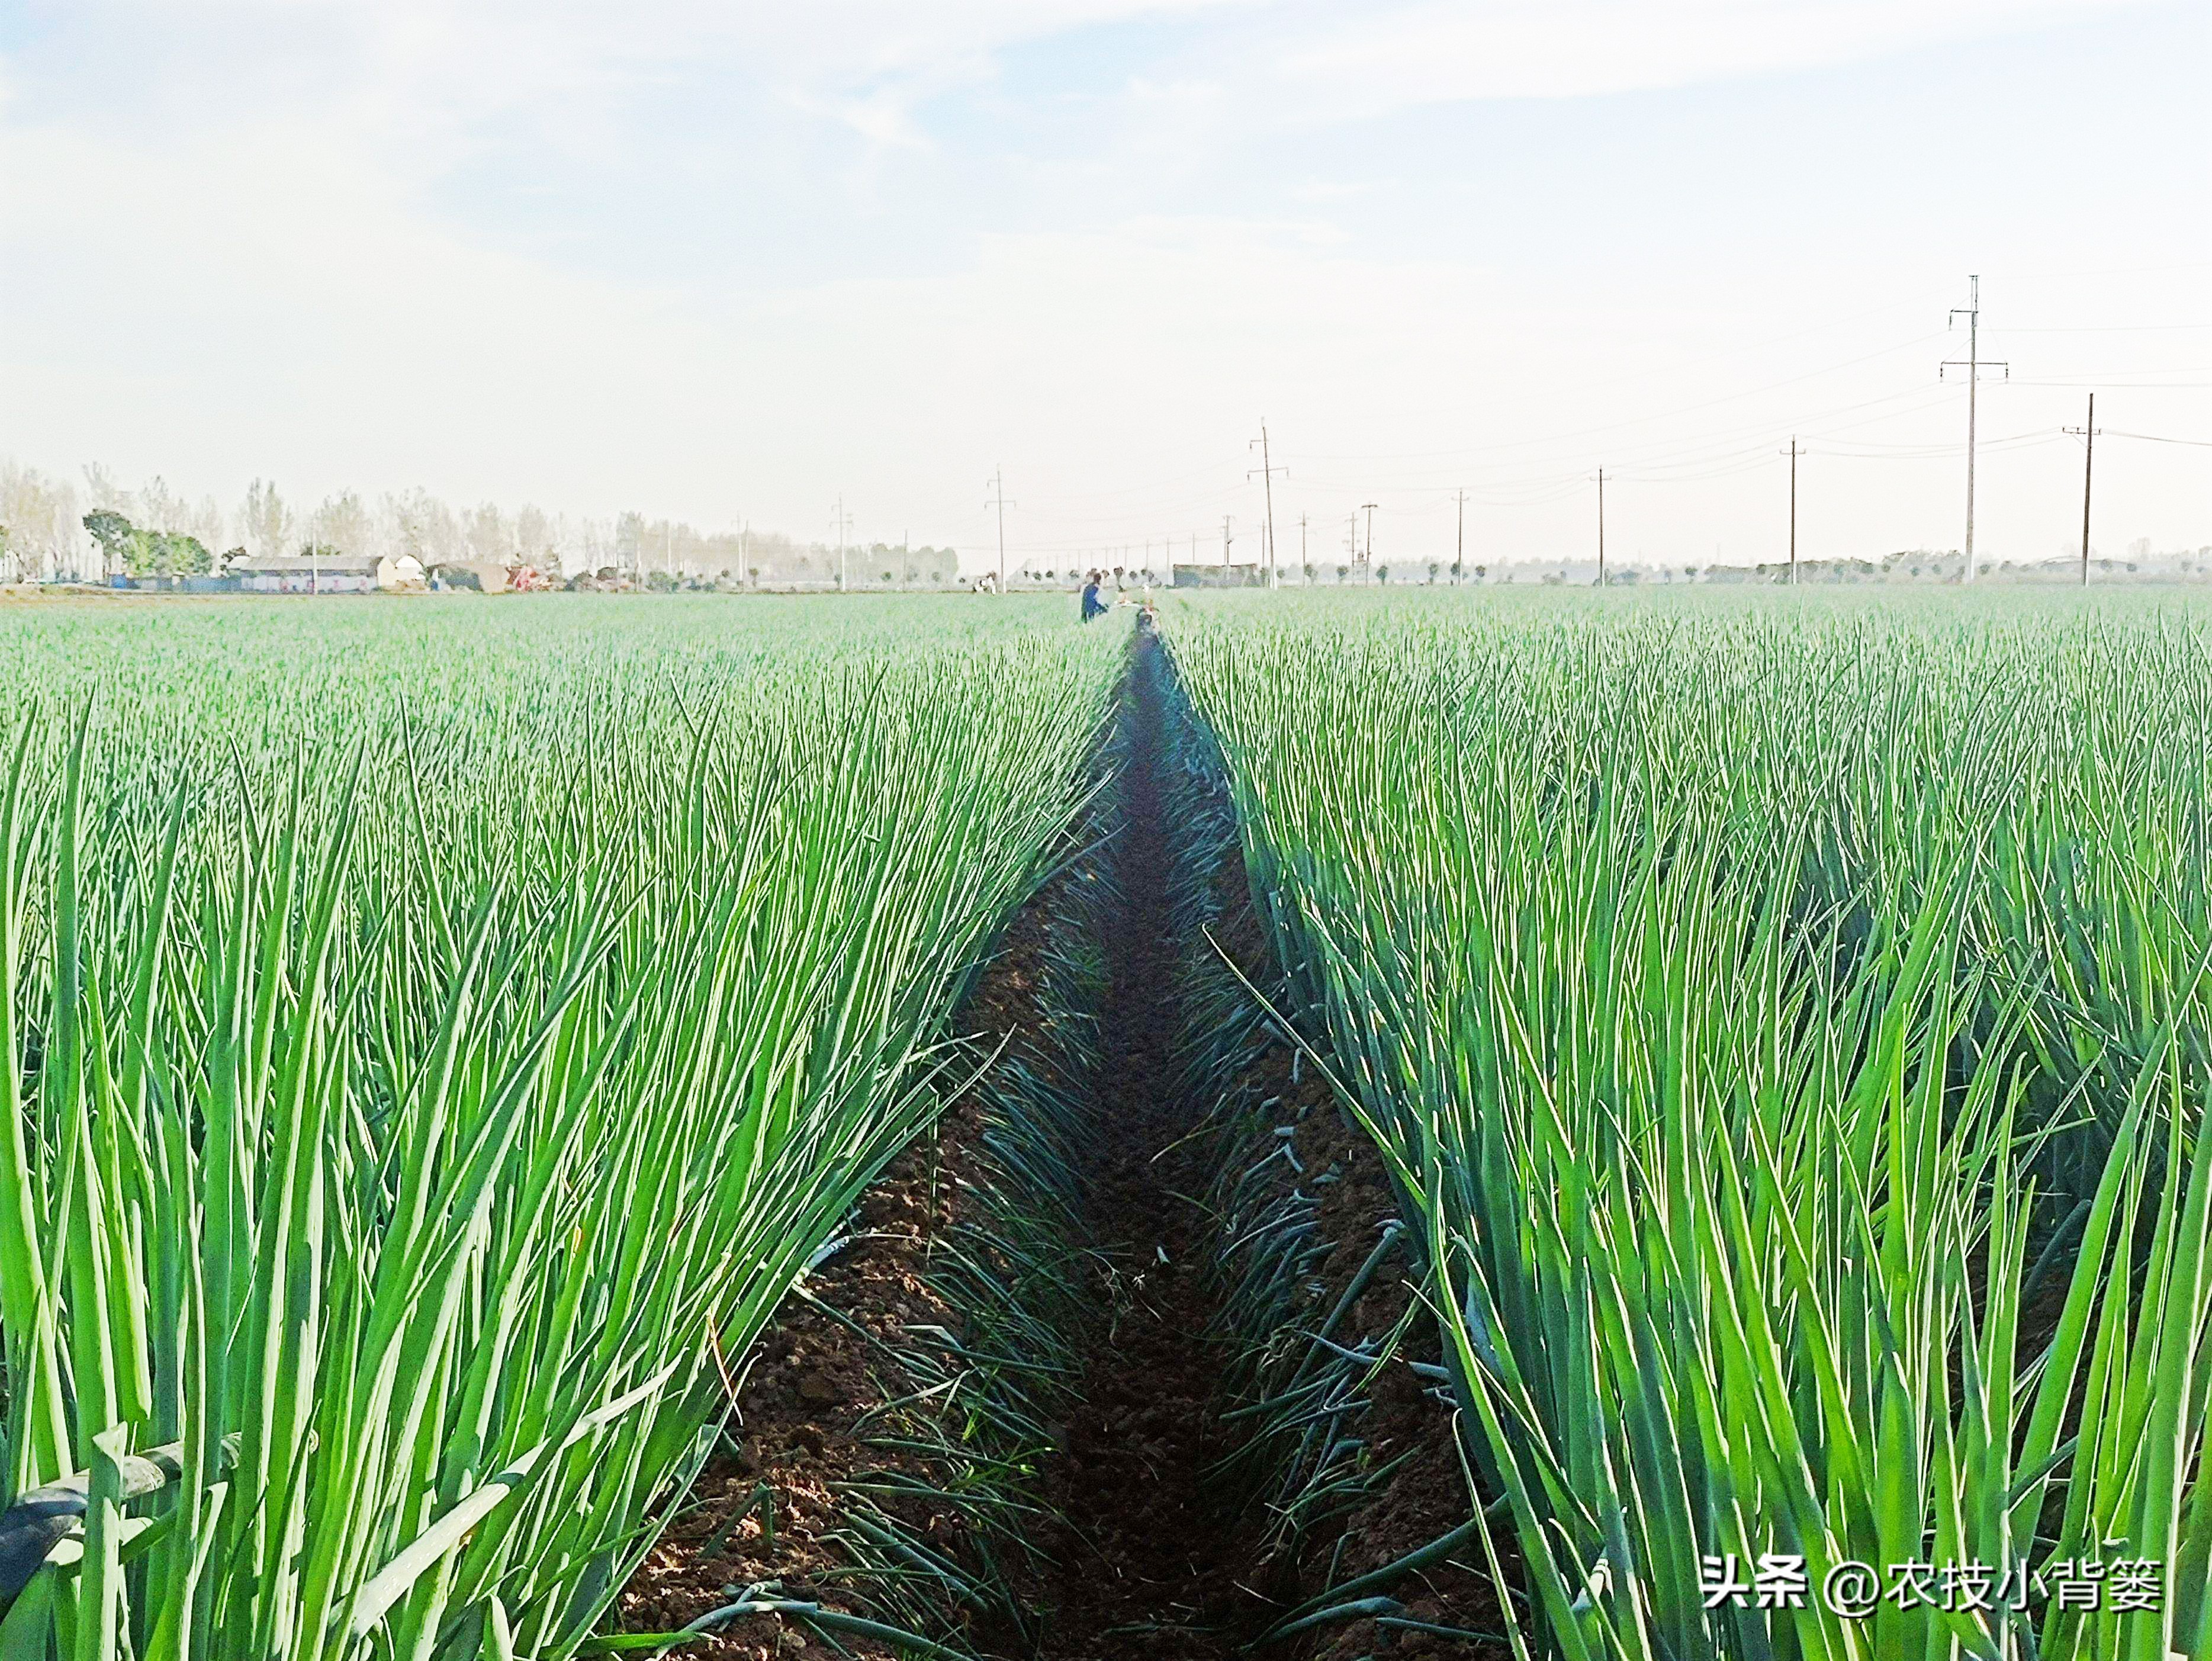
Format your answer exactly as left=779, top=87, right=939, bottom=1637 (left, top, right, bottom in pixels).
left=1031, top=638, right=1257, bottom=1659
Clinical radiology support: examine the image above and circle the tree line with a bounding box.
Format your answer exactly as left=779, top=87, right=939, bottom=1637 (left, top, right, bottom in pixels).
left=0, top=460, right=956, bottom=586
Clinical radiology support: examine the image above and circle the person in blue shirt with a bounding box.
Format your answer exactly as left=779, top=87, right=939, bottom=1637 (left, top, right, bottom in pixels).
left=1081, top=570, right=1110, bottom=622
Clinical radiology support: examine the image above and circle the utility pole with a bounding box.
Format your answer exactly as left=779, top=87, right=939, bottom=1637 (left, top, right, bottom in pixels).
left=1299, top=512, right=1308, bottom=581
left=1454, top=489, right=1467, bottom=583
left=1943, top=275, right=2009, bottom=584
left=1361, top=502, right=1377, bottom=576
left=831, top=496, right=851, bottom=591
left=2065, top=394, right=2101, bottom=587
left=1248, top=420, right=1287, bottom=589
left=1594, top=470, right=1606, bottom=587
left=1781, top=438, right=1802, bottom=585
left=985, top=467, right=1013, bottom=593
left=1220, top=515, right=1234, bottom=569
left=1346, top=513, right=1359, bottom=579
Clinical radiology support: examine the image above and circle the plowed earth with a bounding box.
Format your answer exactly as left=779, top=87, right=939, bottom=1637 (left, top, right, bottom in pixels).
left=618, top=651, right=1504, bottom=1657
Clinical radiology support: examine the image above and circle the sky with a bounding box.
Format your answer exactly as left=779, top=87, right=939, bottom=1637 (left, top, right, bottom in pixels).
left=0, top=0, right=2205, bottom=573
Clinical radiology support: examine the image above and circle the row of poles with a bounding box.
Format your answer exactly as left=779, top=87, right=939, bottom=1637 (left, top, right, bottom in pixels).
left=1612, top=278, right=2103, bottom=589
left=973, top=276, right=2116, bottom=593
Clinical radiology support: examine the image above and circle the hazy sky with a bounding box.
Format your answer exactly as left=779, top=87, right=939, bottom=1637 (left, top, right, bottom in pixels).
left=1, top=0, right=2205, bottom=571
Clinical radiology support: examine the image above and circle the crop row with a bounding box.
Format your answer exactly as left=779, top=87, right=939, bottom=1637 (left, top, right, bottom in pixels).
left=0, top=597, right=1118, bottom=1659
left=1168, top=595, right=2212, bottom=1661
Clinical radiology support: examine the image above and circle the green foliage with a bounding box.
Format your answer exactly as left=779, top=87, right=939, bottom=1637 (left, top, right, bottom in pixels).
left=81, top=509, right=134, bottom=569
left=1169, top=589, right=2212, bottom=1661
left=77, top=510, right=211, bottom=578
left=0, top=595, right=1118, bottom=1659
left=132, top=531, right=211, bottom=578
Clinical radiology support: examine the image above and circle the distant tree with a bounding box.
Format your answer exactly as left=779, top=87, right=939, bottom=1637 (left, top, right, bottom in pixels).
left=382, top=489, right=456, bottom=565
left=1427, top=561, right=1440, bottom=584
left=157, top=534, right=212, bottom=577
left=238, top=479, right=293, bottom=562
left=615, top=512, right=647, bottom=580
left=882, top=569, right=895, bottom=584
left=317, top=490, right=374, bottom=558
left=515, top=503, right=558, bottom=570
left=1474, top=565, right=1487, bottom=583
left=1450, top=560, right=1462, bottom=583
left=645, top=568, right=677, bottom=593
left=1336, top=564, right=1348, bottom=583
left=82, top=509, right=134, bottom=575
left=1377, top=565, right=1390, bottom=583
left=123, top=527, right=162, bottom=576
left=1, top=461, right=79, bottom=580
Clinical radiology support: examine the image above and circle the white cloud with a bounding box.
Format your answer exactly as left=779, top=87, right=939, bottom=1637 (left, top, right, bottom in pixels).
left=0, top=0, right=2200, bottom=567
left=1261, top=0, right=2137, bottom=111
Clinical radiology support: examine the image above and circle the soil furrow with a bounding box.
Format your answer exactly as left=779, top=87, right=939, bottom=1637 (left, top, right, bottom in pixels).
left=618, top=635, right=1497, bottom=1658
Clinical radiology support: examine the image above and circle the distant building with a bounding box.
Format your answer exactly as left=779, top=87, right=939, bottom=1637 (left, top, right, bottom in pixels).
left=1172, top=562, right=1266, bottom=589
left=226, top=553, right=425, bottom=593
left=427, top=558, right=507, bottom=593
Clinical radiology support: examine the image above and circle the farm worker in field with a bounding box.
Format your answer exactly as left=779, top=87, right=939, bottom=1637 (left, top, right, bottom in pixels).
left=1081, top=570, right=1109, bottom=623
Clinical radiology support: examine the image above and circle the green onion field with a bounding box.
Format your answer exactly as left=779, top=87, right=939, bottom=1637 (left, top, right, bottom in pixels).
left=0, top=589, right=2204, bottom=1661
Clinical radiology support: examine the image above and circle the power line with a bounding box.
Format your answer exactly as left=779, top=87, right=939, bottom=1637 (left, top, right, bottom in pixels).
left=1593, top=470, right=1606, bottom=587
left=1942, top=275, right=2009, bottom=584
left=1294, top=329, right=1948, bottom=466
left=985, top=467, right=1014, bottom=593
left=2104, top=429, right=2212, bottom=446
left=2064, top=395, right=2101, bottom=588
left=1992, top=323, right=2212, bottom=333
left=1248, top=420, right=1286, bottom=589
left=1781, top=438, right=1802, bottom=585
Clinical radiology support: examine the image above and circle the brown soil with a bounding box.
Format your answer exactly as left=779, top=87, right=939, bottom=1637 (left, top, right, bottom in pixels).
left=1032, top=641, right=1504, bottom=1657
left=1024, top=643, right=1251, bottom=1659
left=616, top=638, right=1506, bottom=1658
left=1226, top=1043, right=1514, bottom=1660
left=614, top=899, right=1059, bottom=1659
left=1191, top=820, right=1512, bottom=1659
